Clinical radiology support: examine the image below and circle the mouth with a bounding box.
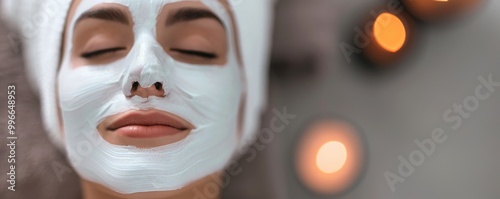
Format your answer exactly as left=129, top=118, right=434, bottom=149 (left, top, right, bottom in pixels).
left=106, top=110, right=193, bottom=139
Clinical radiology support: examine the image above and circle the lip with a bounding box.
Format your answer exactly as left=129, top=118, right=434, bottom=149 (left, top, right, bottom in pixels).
left=107, top=110, right=193, bottom=139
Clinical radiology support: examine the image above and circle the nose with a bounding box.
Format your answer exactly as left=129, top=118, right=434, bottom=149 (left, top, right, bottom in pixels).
left=129, top=81, right=165, bottom=98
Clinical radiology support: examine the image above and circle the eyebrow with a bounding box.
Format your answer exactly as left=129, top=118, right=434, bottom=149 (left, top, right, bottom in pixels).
left=75, top=8, right=129, bottom=26
left=166, top=8, right=224, bottom=28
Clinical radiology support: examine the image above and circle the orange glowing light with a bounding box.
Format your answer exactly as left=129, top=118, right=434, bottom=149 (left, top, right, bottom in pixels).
left=373, top=13, right=407, bottom=52
left=402, top=0, right=482, bottom=22
left=316, top=141, right=347, bottom=174
left=295, top=119, right=365, bottom=195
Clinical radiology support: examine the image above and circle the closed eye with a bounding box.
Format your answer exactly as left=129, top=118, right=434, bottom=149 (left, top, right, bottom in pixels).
left=80, top=47, right=127, bottom=58
left=170, top=48, right=217, bottom=59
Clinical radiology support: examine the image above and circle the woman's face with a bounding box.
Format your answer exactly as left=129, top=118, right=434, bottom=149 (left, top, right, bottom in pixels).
left=58, top=0, right=243, bottom=196
left=70, top=1, right=229, bottom=148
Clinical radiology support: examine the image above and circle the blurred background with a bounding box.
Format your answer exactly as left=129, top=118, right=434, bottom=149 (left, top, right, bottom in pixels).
left=1, top=0, right=500, bottom=198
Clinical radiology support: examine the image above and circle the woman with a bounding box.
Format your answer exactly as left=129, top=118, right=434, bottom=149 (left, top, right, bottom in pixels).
left=1, top=0, right=273, bottom=198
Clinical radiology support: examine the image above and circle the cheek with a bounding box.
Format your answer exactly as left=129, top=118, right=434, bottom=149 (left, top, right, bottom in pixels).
left=57, top=59, right=126, bottom=132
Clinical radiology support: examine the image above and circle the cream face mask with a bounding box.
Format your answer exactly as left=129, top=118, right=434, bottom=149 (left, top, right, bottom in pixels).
left=58, top=0, right=243, bottom=193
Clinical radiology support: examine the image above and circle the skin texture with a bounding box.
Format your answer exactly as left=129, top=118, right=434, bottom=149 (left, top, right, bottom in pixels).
left=58, top=0, right=240, bottom=198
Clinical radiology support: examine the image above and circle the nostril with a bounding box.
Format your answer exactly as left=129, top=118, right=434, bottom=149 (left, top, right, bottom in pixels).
left=128, top=81, right=165, bottom=98
left=154, top=82, right=163, bottom=90
left=132, top=81, right=140, bottom=91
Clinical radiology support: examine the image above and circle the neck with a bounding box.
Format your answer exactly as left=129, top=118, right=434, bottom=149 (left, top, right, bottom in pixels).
left=81, top=174, right=222, bottom=199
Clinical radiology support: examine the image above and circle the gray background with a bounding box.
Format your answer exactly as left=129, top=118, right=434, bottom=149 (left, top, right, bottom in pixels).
left=266, top=0, right=500, bottom=198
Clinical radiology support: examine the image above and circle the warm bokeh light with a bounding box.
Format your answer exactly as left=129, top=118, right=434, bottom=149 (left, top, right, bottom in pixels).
left=360, top=10, right=415, bottom=67
left=402, top=0, right=482, bottom=21
left=373, top=12, right=407, bottom=53
left=316, top=141, right=347, bottom=174
left=295, top=119, right=365, bottom=195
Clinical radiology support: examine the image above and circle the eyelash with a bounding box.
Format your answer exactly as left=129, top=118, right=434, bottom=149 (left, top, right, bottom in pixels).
left=80, top=47, right=217, bottom=59
left=170, top=48, right=218, bottom=59
left=80, top=47, right=126, bottom=58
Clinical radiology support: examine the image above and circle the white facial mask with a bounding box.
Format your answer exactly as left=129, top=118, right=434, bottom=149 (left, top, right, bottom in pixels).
left=58, top=0, right=243, bottom=193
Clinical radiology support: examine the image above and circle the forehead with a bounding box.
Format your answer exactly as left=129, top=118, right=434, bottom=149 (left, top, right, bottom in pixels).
left=70, top=0, right=231, bottom=28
